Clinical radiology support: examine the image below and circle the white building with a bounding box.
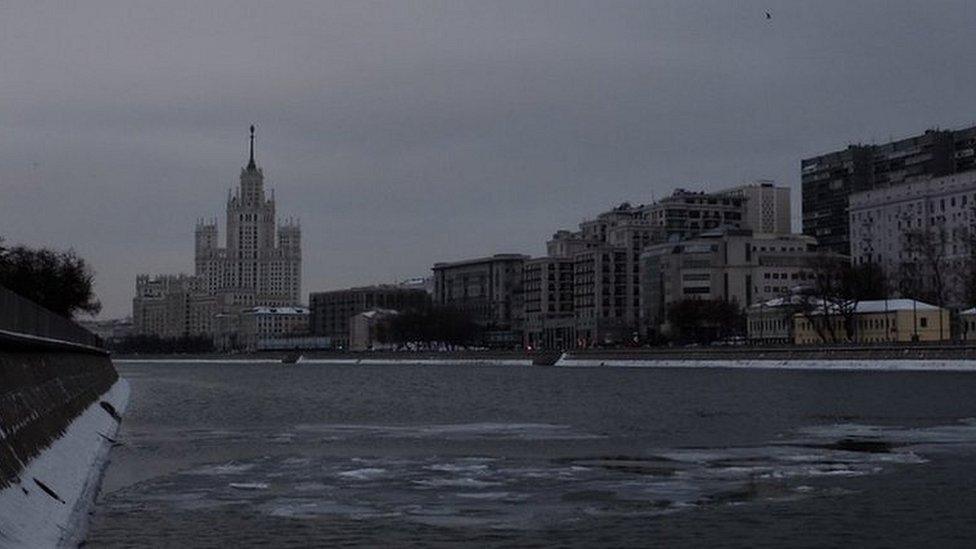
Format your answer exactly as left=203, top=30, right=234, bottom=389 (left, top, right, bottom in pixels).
left=239, top=306, right=310, bottom=351
left=849, top=170, right=976, bottom=305
left=721, top=181, right=792, bottom=234
left=349, top=308, right=399, bottom=351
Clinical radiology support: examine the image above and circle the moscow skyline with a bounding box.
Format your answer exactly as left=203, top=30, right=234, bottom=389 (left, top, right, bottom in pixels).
left=3, top=1, right=976, bottom=318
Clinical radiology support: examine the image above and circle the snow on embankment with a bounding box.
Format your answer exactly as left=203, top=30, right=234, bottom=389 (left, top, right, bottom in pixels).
left=0, top=351, right=128, bottom=547
left=555, top=357, right=976, bottom=371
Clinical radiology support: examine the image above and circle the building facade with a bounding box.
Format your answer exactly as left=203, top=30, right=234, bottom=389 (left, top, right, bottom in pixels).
left=349, top=308, right=399, bottom=351
left=746, top=296, right=804, bottom=345
left=309, top=284, right=430, bottom=349
left=640, top=229, right=821, bottom=338
left=239, top=306, right=310, bottom=351
left=133, top=274, right=204, bottom=338
left=721, top=181, right=792, bottom=234
left=639, top=190, right=746, bottom=241
left=802, top=125, right=976, bottom=255
left=793, top=299, right=950, bottom=344
left=432, top=254, right=528, bottom=347
left=133, top=126, right=303, bottom=347
left=522, top=256, right=575, bottom=350
left=849, top=169, right=976, bottom=306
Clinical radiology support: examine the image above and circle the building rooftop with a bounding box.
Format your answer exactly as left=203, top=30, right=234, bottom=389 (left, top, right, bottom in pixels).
left=798, top=299, right=941, bottom=315
left=432, top=254, right=530, bottom=269
left=244, top=307, right=309, bottom=315
left=854, top=299, right=940, bottom=313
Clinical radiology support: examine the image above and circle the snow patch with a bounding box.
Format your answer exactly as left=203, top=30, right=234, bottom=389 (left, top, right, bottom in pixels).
left=0, top=378, right=130, bottom=548
left=555, top=358, right=976, bottom=371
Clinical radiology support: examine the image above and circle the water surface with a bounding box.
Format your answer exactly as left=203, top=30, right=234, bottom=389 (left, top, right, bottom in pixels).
left=88, top=361, right=976, bottom=547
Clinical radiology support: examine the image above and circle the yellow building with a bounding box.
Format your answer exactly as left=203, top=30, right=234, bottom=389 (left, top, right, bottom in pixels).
left=793, top=299, right=949, bottom=344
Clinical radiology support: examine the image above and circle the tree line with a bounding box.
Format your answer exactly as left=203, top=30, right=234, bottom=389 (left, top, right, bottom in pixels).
left=0, top=238, right=101, bottom=318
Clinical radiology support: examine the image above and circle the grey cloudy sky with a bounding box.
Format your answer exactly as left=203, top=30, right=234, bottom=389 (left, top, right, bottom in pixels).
left=2, top=1, right=976, bottom=318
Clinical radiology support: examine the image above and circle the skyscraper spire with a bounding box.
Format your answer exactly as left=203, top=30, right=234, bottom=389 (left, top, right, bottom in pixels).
left=247, top=124, right=256, bottom=170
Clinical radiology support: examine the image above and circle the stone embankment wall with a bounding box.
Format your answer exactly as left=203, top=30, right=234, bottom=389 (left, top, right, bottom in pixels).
left=0, top=286, right=127, bottom=547
left=0, top=352, right=118, bottom=490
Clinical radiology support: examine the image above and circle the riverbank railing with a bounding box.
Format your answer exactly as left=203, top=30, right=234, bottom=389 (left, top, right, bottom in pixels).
left=0, top=285, right=102, bottom=348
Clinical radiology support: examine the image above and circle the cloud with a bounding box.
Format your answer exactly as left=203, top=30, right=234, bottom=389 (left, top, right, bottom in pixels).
left=2, top=1, right=976, bottom=316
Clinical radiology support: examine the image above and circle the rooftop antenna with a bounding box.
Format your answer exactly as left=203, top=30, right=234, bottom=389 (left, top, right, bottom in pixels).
left=247, top=124, right=256, bottom=169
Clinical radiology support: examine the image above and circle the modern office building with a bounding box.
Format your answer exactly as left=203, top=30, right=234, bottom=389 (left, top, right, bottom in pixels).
left=309, top=284, right=430, bottom=349
left=432, top=254, right=528, bottom=347
left=639, top=228, right=823, bottom=338
left=802, top=125, right=976, bottom=255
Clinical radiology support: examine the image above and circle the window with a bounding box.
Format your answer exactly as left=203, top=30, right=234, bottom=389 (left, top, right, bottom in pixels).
left=920, top=317, right=928, bottom=328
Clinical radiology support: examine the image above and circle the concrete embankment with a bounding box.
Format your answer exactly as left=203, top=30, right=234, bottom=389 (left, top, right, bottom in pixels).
left=116, top=344, right=976, bottom=366
left=0, top=311, right=128, bottom=546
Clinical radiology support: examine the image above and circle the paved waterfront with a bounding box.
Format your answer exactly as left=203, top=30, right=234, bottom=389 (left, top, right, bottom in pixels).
left=88, top=361, right=976, bottom=547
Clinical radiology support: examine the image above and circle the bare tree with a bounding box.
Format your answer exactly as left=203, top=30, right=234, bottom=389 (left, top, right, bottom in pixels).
left=959, top=203, right=976, bottom=307
left=901, top=214, right=952, bottom=339
left=796, top=254, right=885, bottom=343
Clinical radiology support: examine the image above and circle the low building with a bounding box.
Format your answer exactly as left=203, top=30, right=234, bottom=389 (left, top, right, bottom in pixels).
left=349, top=308, right=399, bottom=351
left=746, top=296, right=804, bottom=344
left=309, top=284, right=430, bottom=349
left=239, top=306, right=310, bottom=351
left=78, top=317, right=134, bottom=344
left=793, top=299, right=950, bottom=344
left=256, top=335, right=332, bottom=351
left=432, top=254, right=528, bottom=348
left=959, top=307, right=976, bottom=340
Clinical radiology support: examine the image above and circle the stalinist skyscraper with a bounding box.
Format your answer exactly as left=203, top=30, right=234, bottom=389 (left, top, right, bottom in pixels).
left=194, top=125, right=302, bottom=307
left=133, top=126, right=302, bottom=345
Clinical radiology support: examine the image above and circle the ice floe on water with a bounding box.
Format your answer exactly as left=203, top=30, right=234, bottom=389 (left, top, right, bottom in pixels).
left=228, top=482, right=269, bottom=490
left=293, top=422, right=602, bottom=440
left=99, top=417, right=976, bottom=530
left=336, top=468, right=389, bottom=481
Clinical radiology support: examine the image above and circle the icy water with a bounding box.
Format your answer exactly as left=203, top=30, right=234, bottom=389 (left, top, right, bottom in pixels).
left=88, top=361, right=976, bottom=547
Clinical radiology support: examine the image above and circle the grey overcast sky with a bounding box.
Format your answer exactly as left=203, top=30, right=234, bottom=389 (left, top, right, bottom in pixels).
left=2, top=1, right=976, bottom=318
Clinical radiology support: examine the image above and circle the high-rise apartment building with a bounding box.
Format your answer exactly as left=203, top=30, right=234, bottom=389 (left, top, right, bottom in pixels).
left=802, top=125, right=976, bottom=255
left=133, top=127, right=302, bottom=347
left=849, top=169, right=976, bottom=306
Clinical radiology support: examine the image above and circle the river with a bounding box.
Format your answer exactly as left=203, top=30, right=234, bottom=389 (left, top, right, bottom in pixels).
left=87, top=361, right=976, bottom=547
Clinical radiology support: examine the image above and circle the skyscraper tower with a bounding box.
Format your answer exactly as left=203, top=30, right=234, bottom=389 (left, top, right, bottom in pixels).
left=194, top=125, right=302, bottom=307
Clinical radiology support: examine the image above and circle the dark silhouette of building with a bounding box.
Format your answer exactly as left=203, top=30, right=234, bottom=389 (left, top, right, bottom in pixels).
left=309, top=285, right=430, bottom=349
